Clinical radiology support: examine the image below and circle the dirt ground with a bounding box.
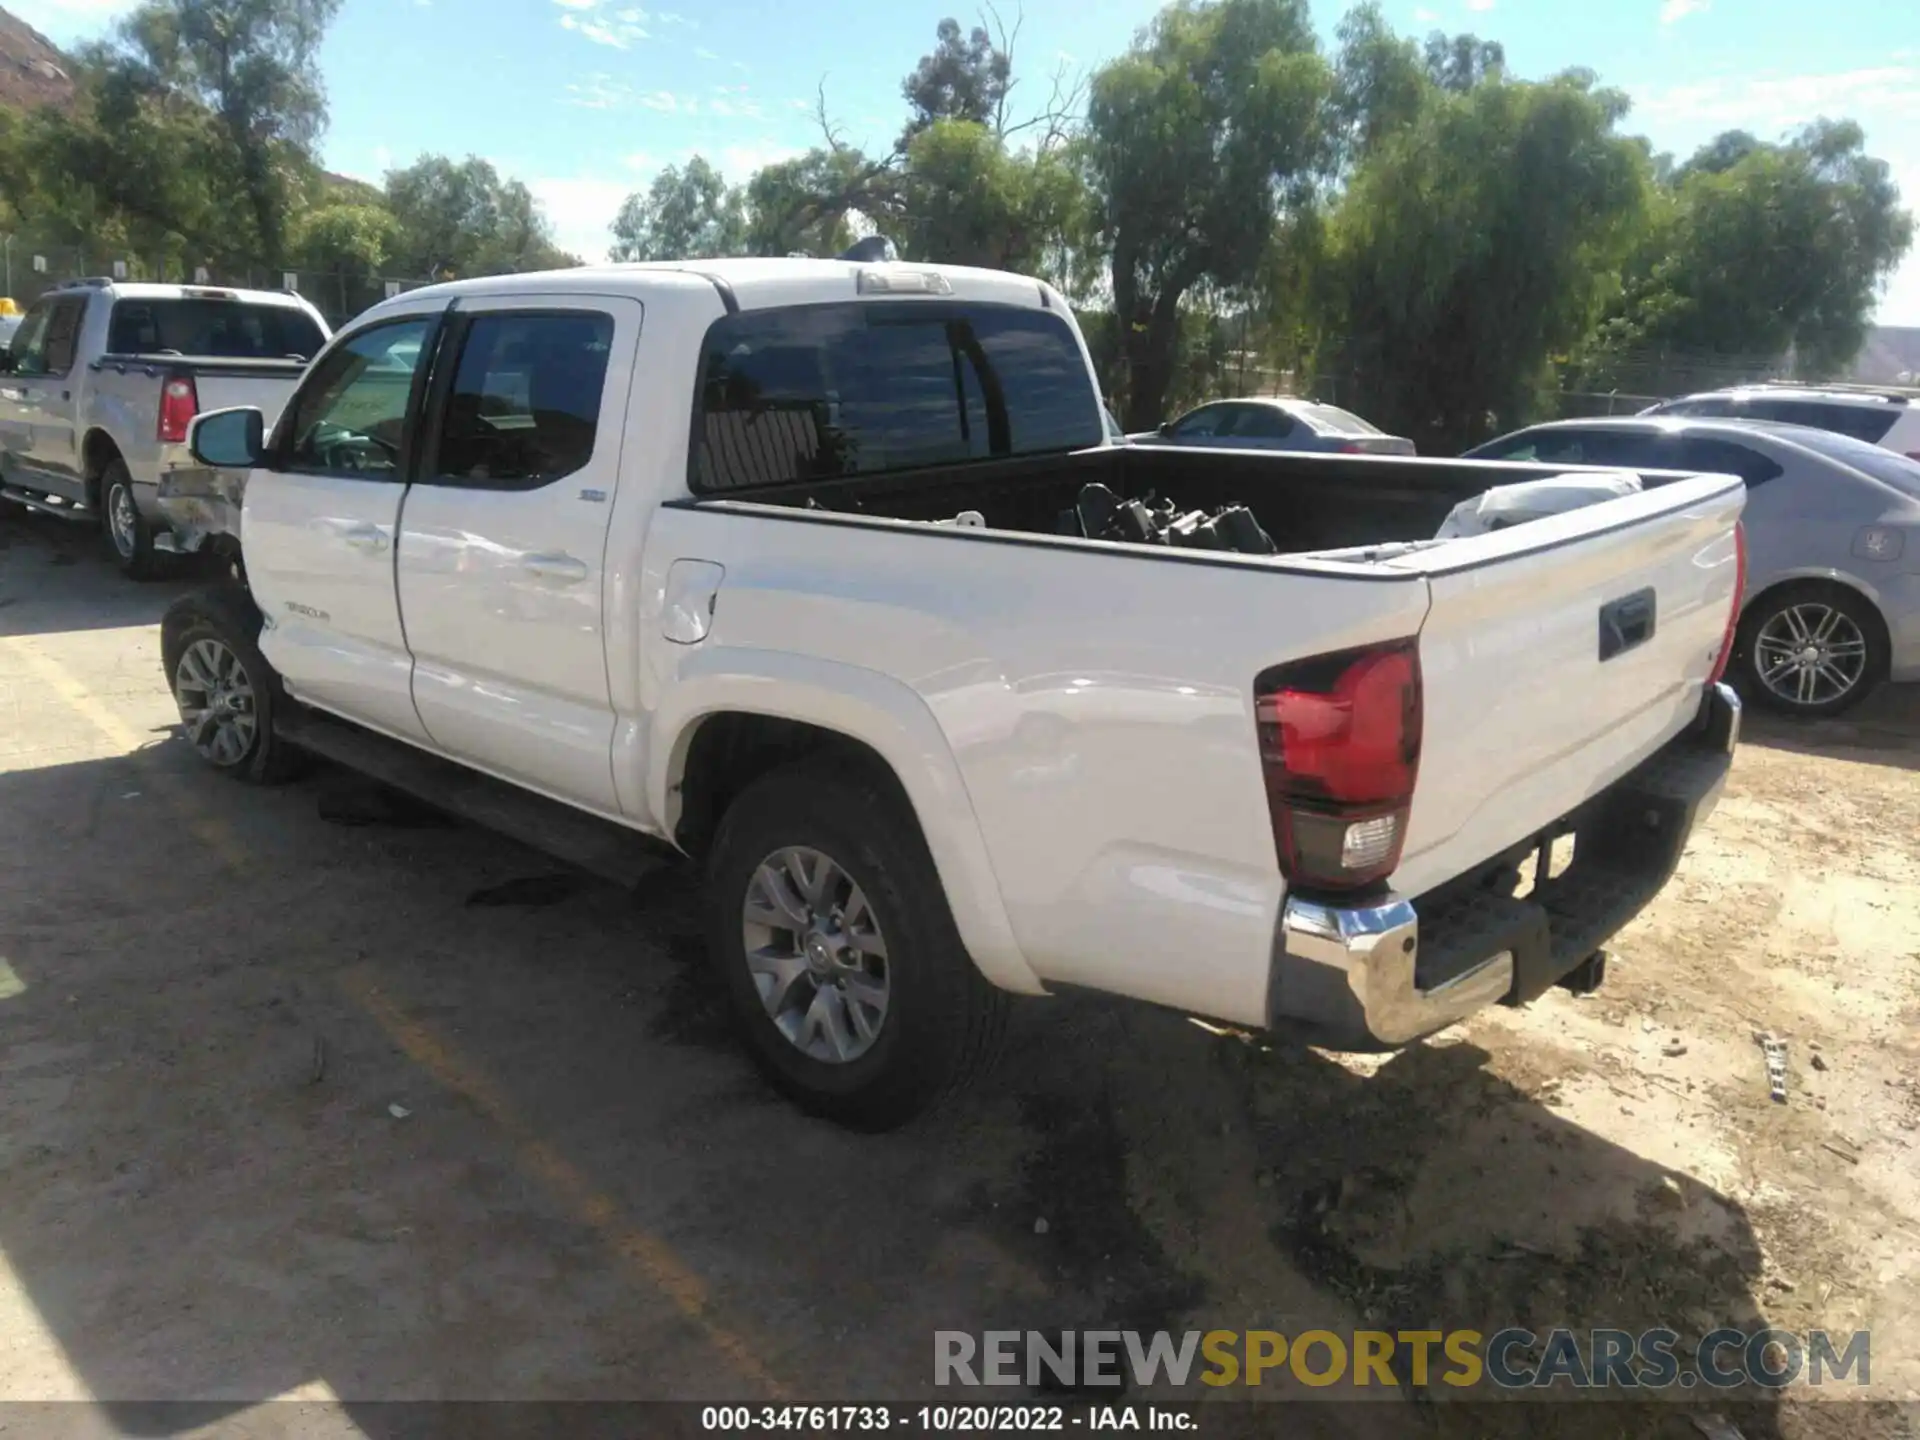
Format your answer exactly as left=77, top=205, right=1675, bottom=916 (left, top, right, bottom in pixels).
left=2, top=507, right=1917, bottom=1439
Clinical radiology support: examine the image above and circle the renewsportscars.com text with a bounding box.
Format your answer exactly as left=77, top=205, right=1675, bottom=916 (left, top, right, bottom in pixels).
left=934, top=1328, right=1871, bottom=1390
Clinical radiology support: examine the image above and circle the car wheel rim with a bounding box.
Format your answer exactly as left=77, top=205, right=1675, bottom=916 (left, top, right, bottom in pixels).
left=108, top=483, right=137, bottom=558
left=741, top=845, right=890, bottom=1064
left=173, top=637, right=258, bottom=767
left=1753, top=602, right=1868, bottom=708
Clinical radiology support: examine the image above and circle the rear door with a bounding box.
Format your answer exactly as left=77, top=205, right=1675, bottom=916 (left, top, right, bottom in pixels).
left=1391, top=472, right=1745, bottom=897
left=395, top=293, right=638, bottom=814
left=245, top=306, right=445, bottom=742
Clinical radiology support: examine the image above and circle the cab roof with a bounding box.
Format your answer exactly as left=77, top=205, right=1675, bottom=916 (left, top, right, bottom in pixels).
left=385, top=257, right=1062, bottom=315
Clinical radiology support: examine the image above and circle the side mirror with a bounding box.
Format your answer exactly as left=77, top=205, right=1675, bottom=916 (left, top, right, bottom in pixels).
left=189, top=406, right=266, bottom=469
left=1157, top=422, right=1173, bottom=436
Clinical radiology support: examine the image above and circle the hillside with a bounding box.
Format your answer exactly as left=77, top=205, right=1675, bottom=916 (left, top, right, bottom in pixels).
left=0, top=6, right=74, bottom=113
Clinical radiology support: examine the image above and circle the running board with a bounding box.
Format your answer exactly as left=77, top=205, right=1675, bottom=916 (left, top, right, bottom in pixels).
left=2, top=485, right=92, bottom=522
left=275, top=707, right=679, bottom=890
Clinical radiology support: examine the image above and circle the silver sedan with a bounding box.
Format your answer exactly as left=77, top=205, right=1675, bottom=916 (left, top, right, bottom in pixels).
left=1464, top=416, right=1920, bottom=718
left=1128, top=396, right=1416, bottom=456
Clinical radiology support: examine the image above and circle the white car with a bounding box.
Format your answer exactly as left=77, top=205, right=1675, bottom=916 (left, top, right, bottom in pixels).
left=1644, top=385, right=1920, bottom=461
left=158, top=253, right=1743, bottom=1128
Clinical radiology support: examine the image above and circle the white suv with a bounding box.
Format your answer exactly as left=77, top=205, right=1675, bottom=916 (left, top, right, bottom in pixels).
left=1645, top=385, right=1920, bottom=460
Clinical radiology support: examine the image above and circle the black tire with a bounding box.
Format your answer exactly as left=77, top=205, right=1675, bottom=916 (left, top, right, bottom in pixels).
left=705, top=758, right=1010, bottom=1130
left=100, top=459, right=163, bottom=580
left=160, top=586, right=307, bottom=783
left=1735, top=581, right=1888, bottom=719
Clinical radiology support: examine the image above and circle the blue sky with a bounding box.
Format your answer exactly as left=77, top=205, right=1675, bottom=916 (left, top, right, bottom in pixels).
left=14, top=0, right=1920, bottom=322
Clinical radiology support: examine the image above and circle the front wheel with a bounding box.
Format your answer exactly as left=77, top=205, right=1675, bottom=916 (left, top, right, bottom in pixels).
left=160, top=589, right=305, bottom=782
left=1736, top=582, right=1887, bottom=718
left=705, top=759, right=1009, bottom=1130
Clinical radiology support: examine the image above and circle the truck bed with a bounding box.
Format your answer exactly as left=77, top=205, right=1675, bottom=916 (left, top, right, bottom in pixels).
left=688, top=443, right=1694, bottom=556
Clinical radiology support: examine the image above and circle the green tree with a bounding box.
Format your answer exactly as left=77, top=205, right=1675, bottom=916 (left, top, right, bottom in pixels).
left=1312, top=68, right=1649, bottom=450
left=900, top=16, right=1012, bottom=142
left=1084, top=0, right=1332, bottom=428
left=383, top=154, right=576, bottom=278
left=1421, top=31, right=1504, bottom=93
left=93, top=0, right=343, bottom=266
left=895, top=119, right=1086, bottom=276
left=1327, top=3, right=1424, bottom=170
left=609, top=156, right=746, bottom=262
left=1590, top=121, right=1913, bottom=381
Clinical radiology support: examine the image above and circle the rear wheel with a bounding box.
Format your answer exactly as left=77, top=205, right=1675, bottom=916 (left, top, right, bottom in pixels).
left=161, top=588, right=305, bottom=782
left=705, top=758, right=1009, bottom=1130
left=100, top=459, right=161, bottom=580
left=1736, top=582, right=1887, bottom=718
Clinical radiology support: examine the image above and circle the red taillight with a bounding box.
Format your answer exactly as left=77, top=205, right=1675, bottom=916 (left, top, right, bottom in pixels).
left=1255, top=641, right=1422, bottom=892
left=157, top=375, right=198, bottom=444
left=1707, top=521, right=1747, bottom=685
left=1334, top=441, right=1364, bottom=454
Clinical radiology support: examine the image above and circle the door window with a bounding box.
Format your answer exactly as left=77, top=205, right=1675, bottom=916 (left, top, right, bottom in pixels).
left=280, top=318, right=436, bottom=478
left=426, top=310, right=613, bottom=489
left=7, top=300, right=53, bottom=375
left=41, top=298, right=85, bottom=374
left=1169, top=404, right=1232, bottom=439
left=1232, top=405, right=1297, bottom=440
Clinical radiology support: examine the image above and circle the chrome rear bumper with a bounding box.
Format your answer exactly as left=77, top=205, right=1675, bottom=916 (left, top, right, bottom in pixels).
left=1268, top=683, right=1740, bottom=1051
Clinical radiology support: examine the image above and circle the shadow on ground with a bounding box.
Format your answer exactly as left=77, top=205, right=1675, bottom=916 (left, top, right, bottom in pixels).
left=0, top=733, right=1808, bottom=1438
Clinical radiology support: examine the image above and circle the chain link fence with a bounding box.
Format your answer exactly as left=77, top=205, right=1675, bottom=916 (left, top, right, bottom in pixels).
left=0, top=239, right=435, bottom=328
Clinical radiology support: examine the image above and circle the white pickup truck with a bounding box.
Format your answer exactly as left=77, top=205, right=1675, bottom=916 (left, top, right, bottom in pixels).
left=0, top=278, right=329, bottom=577
left=158, top=255, right=1745, bottom=1129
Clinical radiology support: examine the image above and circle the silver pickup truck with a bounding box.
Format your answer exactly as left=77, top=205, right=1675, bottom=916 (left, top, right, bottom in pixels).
left=0, top=278, right=329, bottom=577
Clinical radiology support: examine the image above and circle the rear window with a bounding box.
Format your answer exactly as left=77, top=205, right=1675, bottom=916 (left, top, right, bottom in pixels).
left=1771, top=425, right=1920, bottom=496
left=1302, top=403, right=1383, bottom=436
left=691, top=301, right=1101, bottom=493
left=107, top=299, right=326, bottom=361
left=1741, top=398, right=1899, bottom=445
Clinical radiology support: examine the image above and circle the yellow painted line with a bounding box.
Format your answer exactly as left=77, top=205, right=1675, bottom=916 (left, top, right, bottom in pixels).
left=337, top=965, right=788, bottom=1399
left=0, top=633, right=252, bottom=874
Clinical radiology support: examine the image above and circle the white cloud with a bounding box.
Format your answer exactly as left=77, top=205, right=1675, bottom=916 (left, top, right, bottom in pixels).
left=554, top=0, right=649, bottom=47
left=1413, top=5, right=1439, bottom=19
left=654, top=8, right=692, bottom=23
left=372, top=145, right=393, bottom=172
left=1465, top=0, right=1494, bottom=10
left=639, top=90, right=688, bottom=113
left=529, top=178, right=636, bottom=263
left=695, top=46, right=719, bottom=60
left=1629, top=66, right=1920, bottom=129
left=1659, top=0, right=1708, bottom=22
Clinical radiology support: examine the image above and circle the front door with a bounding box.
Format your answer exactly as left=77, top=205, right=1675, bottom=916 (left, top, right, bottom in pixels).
left=244, top=308, right=444, bottom=742
left=396, top=294, right=639, bottom=814
left=0, top=294, right=87, bottom=502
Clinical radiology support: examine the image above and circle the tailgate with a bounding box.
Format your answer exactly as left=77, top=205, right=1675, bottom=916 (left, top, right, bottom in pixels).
left=191, top=364, right=307, bottom=427
left=1390, top=472, right=1744, bottom=898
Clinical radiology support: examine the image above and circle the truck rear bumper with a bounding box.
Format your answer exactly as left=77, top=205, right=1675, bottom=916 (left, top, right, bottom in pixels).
left=1267, top=682, right=1739, bottom=1051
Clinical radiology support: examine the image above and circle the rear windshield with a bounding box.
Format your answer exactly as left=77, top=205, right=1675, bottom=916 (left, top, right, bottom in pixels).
left=107, top=298, right=326, bottom=361
left=1301, top=403, right=1384, bottom=436
left=1658, top=394, right=1899, bottom=444
left=691, top=300, right=1102, bottom=493
left=1768, top=424, right=1920, bottom=496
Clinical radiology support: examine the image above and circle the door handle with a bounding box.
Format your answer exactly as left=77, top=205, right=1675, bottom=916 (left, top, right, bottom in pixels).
left=522, top=552, right=588, bottom=584
left=341, top=525, right=390, bottom=554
